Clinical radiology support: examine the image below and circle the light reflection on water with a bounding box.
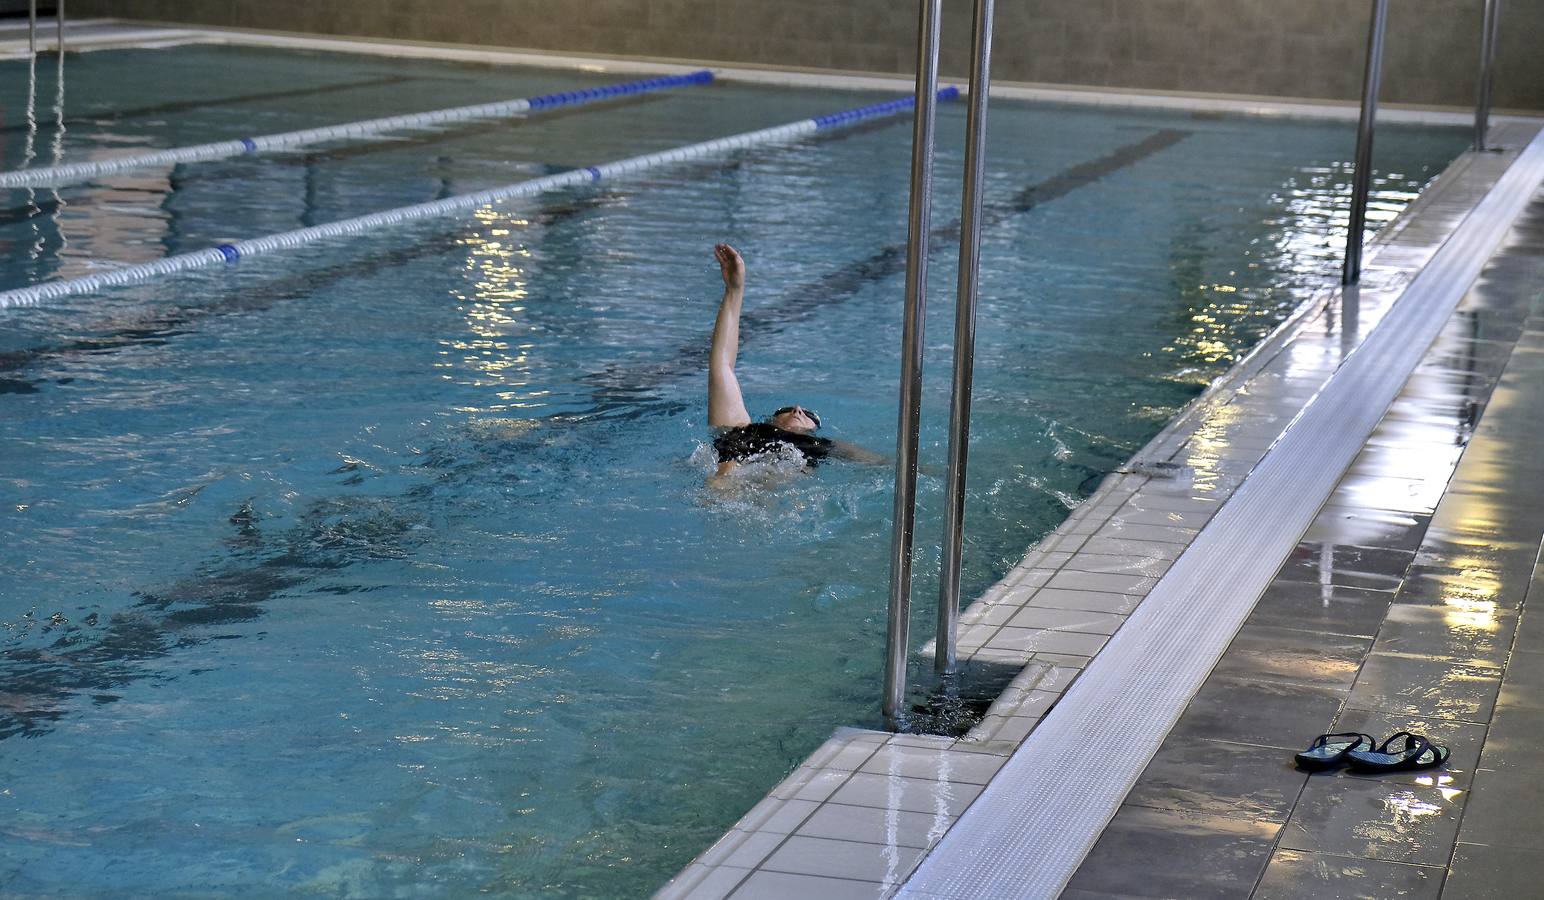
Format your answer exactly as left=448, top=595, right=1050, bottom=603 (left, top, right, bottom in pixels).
left=0, top=44, right=1476, bottom=899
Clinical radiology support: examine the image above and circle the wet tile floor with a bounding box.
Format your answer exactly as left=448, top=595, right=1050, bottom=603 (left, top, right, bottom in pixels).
left=1062, top=183, right=1544, bottom=899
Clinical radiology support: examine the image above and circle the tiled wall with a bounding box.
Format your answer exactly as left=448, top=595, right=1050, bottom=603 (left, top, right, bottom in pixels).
left=81, top=0, right=1543, bottom=110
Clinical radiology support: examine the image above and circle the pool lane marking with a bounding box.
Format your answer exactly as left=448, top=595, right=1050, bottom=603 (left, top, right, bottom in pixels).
left=0, top=70, right=715, bottom=189
left=0, top=74, right=420, bottom=137
left=898, top=129, right=1544, bottom=899
left=0, top=127, right=1186, bottom=414
left=583, top=129, right=1191, bottom=406
left=0, top=87, right=961, bottom=310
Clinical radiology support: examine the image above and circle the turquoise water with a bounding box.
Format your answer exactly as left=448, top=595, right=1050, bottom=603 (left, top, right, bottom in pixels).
left=0, top=45, right=1469, bottom=897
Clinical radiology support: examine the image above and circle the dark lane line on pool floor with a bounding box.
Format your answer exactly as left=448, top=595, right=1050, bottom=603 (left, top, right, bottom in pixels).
left=0, top=191, right=623, bottom=390
left=0, top=74, right=423, bottom=136
left=579, top=128, right=1193, bottom=417
left=0, top=92, right=673, bottom=227
left=0, top=130, right=1190, bottom=740
left=0, top=127, right=1188, bottom=405
left=0, top=114, right=919, bottom=388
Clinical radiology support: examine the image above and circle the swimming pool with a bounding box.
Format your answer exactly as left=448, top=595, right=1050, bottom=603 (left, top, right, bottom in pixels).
left=0, top=43, right=1470, bottom=897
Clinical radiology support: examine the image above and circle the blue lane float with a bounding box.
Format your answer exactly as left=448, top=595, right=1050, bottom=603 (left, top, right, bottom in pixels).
left=0, top=86, right=960, bottom=309
left=0, top=70, right=715, bottom=190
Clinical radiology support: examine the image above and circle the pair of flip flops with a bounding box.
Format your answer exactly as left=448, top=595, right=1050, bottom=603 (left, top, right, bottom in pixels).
left=1294, top=731, right=1450, bottom=773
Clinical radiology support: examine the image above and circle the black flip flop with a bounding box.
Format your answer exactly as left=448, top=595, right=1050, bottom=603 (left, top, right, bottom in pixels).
left=1294, top=732, right=1376, bottom=771
left=1345, top=732, right=1450, bottom=773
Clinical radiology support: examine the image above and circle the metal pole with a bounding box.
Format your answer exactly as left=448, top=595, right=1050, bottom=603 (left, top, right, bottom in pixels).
left=883, top=0, right=943, bottom=727
left=1474, top=0, right=1502, bottom=151
left=935, top=0, right=995, bottom=676
left=1342, top=0, right=1389, bottom=286
left=28, top=0, right=37, bottom=56
left=55, top=0, right=64, bottom=54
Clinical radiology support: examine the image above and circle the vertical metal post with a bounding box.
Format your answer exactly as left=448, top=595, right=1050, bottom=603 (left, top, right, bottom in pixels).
left=935, top=0, right=995, bottom=676
left=883, top=0, right=943, bottom=727
left=1342, top=0, right=1389, bottom=286
left=55, top=0, right=64, bottom=54
left=28, top=0, right=37, bottom=56
left=1474, top=0, right=1501, bottom=151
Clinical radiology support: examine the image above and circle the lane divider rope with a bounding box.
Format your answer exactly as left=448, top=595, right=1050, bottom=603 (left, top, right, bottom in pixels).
left=0, top=87, right=958, bottom=309
left=0, top=70, right=715, bottom=189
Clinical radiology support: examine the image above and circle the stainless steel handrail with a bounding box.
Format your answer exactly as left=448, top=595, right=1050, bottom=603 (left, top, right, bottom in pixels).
left=883, top=0, right=943, bottom=727
left=56, top=0, right=64, bottom=54
left=935, top=0, right=995, bottom=676
left=1475, top=0, right=1501, bottom=150
left=1342, top=0, right=1389, bottom=285
left=28, top=0, right=36, bottom=55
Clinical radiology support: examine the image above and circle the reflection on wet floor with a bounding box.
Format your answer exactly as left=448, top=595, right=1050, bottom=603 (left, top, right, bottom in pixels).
left=1063, top=186, right=1544, bottom=900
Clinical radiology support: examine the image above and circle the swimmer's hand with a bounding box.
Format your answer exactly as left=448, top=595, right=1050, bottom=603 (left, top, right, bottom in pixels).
left=715, top=243, right=745, bottom=291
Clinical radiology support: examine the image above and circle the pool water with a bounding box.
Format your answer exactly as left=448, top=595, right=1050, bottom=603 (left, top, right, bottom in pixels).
left=0, top=44, right=1470, bottom=897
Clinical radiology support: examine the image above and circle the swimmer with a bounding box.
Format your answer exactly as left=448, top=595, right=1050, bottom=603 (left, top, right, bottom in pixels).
left=707, top=243, right=883, bottom=481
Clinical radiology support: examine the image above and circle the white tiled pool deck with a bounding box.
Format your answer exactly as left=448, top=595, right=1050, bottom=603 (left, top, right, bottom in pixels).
left=658, top=119, right=1544, bottom=898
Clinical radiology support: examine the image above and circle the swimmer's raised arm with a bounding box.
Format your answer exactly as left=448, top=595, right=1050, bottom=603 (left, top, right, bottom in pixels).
left=708, top=243, right=753, bottom=428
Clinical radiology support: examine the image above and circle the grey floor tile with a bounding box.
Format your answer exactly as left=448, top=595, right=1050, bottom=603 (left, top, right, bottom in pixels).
left=1364, top=418, right=1476, bottom=453
left=793, top=802, right=952, bottom=850
left=1005, top=605, right=1126, bottom=635
left=1478, top=706, right=1544, bottom=771
left=770, top=767, right=853, bottom=803
left=857, top=745, right=1005, bottom=785
left=1211, top=625, right=1372, bottom=689
left=1344, top=654, right=1501, bottom=724
left=1411, top=536, right=1541, bottom=595
left=737, top=797, right=822, bottom=835
left=1106, top=507, right=1214, bottom=530
left=1331, top=474, right=1447, bottom=516
left=1124, top=491, right=1223, bottom=514
left=1276, top=542, right=1414, bottom=593
left=729, top=870, right=888, bottom=899
left=758, top=834, right=924, bottom=884
left=1279, top=778, right=1464, bottom=867
left=1450, top=767, right=1544, bottom=850
left=715, top=831, right=787, bottom=869
left=1027, top=587, right=1143, bottom=614
left=1330, top=708, right=1486, bottom=789
left=1394, top=564, right=1524, bottom=611
left=1169, top=675, right=1348, bottom=751
left=1371, top=604, right=1517, bottom=668
left=1047, top=570, right=1159, bottom=595
left=1063, top=804, right=1278, bottom=900
left=1425, top=496, right=1544, bottom=555
left=1252, top=849, right=1442, bottom=900
left=1093, top=520, right=1201, bottom=544
left=1245, top=580, right=1395, bottom=639
left=1061, top=551, right=1173, bottom=578
left=985, top=626, right=1108, bottom=657
left=1496, top=649, right=1544, bottom=712
left=825, top=772, right=981, bottom=818
left=658, top=864, right=750, bottom=900
left=1079, top=536, right=1186, bottom=560
left=1303, top=506, right=1433, bottom=553
left=1122, top=736, right=1307, bottom=823
left=1442, top=842, right=1544, bottom=900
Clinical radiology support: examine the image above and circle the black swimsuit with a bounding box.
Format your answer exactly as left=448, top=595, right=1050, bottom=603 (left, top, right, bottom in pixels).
left=714, top=422, right=834, bottom=466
